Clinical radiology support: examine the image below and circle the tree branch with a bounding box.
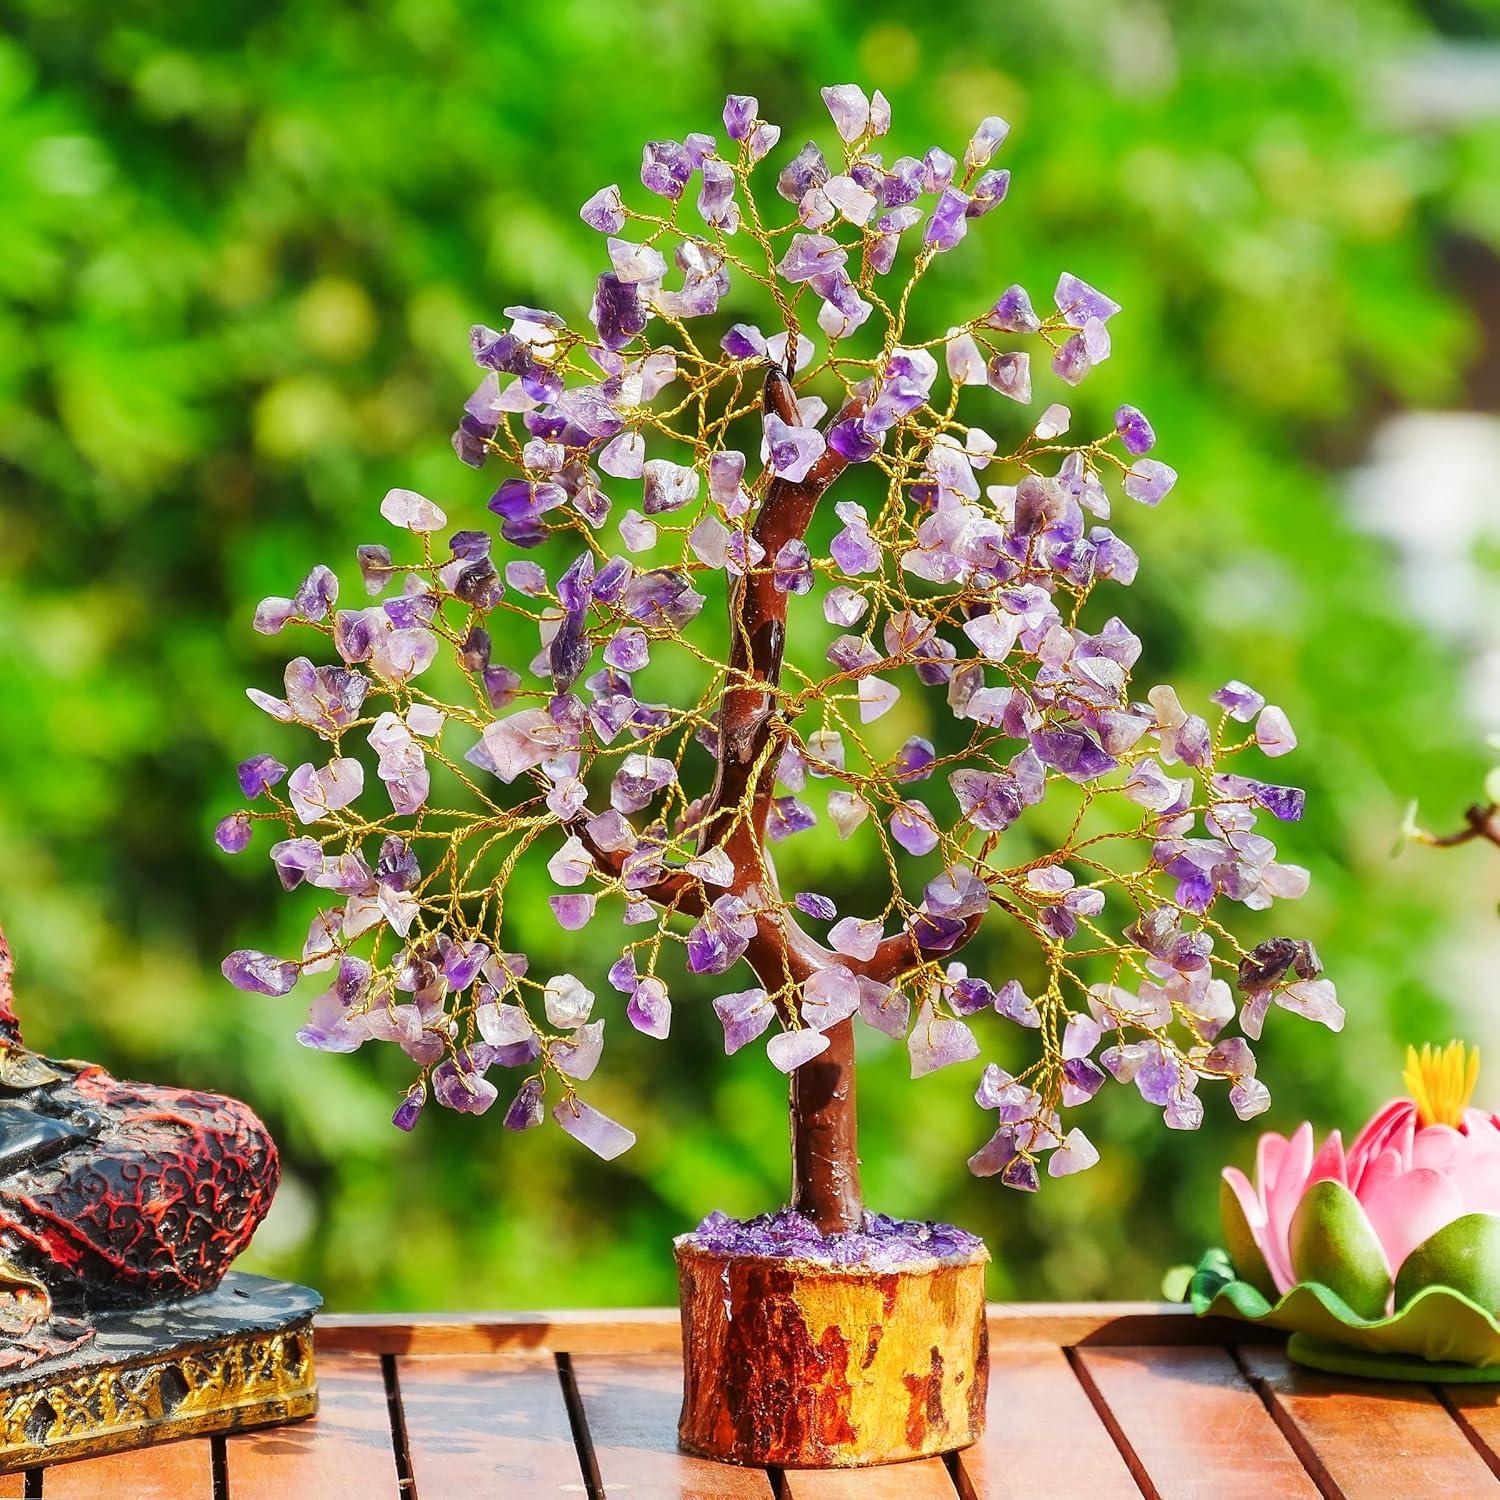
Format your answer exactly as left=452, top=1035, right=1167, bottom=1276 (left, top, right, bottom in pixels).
left=571, top=362, right=984, bottom=996
left=699, top=365, right=861, bottom=880
left=1424, top=803, right=1500, bottom=849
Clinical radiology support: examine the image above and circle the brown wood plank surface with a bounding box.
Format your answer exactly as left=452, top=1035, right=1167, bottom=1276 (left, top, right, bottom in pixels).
left=1441, top=1385, right=1500, bottom=1479
left=0, top=1473, right=23, bottom=1498
left=1239, top=1343, right=1498, bottom=1497
left=224, top=1351, right=398, bottom=1499
left=40, top=1437, right=214, bottom=1499
left=570, top=1351, right=774, bottom=1499
left=1074, top=1344, right=1318, bottom=1499
left=783, top=1456, right=955, bottom=1498
left=396, top=1352, right=583, bottom=1496
left=317, top=1302, right=1212, bottom=1356
left=955, top=1340, right=1137, bottom=1499
left=319, top=1307, right=681, bottom=1356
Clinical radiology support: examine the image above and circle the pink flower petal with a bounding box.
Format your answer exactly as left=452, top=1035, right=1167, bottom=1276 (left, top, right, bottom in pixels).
left=1410, top=1124, right=1464, bottom=1176
left=1359, top=1166, right=1466, bottom=1277
left=1223, top=1165, right=1291, bottom=1293
left=1306, top=1129, right=1347, bottom=1189
left=1346, top=1099, right=1416, bottom=1191
left=1254, top=1130, right=1289, bottom=1197
left=1449, top=1146, right=1500, bottom=1215
left=1264, top=1123, right=1315, bottom=1293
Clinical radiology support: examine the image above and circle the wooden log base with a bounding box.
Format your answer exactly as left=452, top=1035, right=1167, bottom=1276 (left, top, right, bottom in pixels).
left=676, top=1238, right=989, bottom=1468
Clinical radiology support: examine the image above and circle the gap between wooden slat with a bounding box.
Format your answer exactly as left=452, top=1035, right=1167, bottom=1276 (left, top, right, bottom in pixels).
left=1061, top=1346, right=1155, bottom=1500
left=23, top=1474, right=41, bottom=1500
left=211, top=1436, right=228, bottom=1500
left=1434, top=1386, right=1500, bottom=1483
left=1226, top=1345, right=1340, bottom=1500
left=380, top=1352, right=415, bottom=1498
left=555, top=1353, right=603, bottom=1500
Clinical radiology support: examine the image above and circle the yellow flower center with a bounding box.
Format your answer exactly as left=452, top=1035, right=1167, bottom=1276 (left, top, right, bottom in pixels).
left=1403, top=1041, right=1480, bottom=1129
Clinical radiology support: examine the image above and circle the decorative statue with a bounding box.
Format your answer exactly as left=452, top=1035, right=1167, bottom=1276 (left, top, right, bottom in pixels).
left=0, top=922, right=316, bottom=1469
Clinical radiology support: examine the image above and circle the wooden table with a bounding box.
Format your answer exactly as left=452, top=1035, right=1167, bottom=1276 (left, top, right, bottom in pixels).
left=12, top=1303, right=1500, bottom=1497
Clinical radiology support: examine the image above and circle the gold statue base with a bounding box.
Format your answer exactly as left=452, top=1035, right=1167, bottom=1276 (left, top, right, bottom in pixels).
left=0, top=1273, right=320, bottom=1474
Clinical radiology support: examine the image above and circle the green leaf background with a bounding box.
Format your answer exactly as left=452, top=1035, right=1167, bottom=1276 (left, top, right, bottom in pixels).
left=1, top=0, right=1497, bottom=1310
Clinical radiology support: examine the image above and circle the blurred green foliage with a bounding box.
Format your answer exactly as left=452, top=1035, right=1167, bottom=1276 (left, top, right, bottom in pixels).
left=1, top=0, right=1498, bottom=1310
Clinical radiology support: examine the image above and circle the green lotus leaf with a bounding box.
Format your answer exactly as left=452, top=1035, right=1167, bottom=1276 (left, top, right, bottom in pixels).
left=1395, top=1213, right=1500, bottom=1315
left=1219, top=1177, right=1278, bottom=1303
left=1288, top=1180, right=1391, bottom=1321
left=1188, top=1247, right=1500, bottom=1372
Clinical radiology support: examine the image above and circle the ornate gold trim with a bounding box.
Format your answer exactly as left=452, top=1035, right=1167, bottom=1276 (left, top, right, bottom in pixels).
left=0, top=1318, right=318, bottom=1473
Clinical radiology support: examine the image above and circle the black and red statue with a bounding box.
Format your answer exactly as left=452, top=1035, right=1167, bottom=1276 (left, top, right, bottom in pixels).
left=0, top=921, right=282, bottom=1370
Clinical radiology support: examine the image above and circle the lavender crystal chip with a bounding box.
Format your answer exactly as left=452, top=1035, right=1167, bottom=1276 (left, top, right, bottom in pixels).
left=1123, top=459, right=1177, bottom=506
left=773, top=540, right=814, bottom=595
left=1031, top=727, right=1116, bottom=783
left=641, top=139, right=692, bottom=200
left=1256, top=705, right=1298, bottom=756
left=967, top=169, right=1010, bottom=217
left=215, top=812, right=253, bottom=854
left=723, top=93, right=758, bottom=142
left=1000, top=1156, right=1040, bottom=1192
left=923, top=187, right=970, bottom=253
left=1054, top=271, right=1121, bottom=327
left=431, top=1055, right=499, bottom=1115
left=778, top=141, right=830, bottom=204
left=580, top=184, right=625, bottom=233
left=1212, top=679, right=1265, bottom=722
left=391, top=1084, right=426, bottom=1132
left=778, top=233, right=845, bottom=284
left=763, top=413, right=826, bottom=483
left=590, top=272, right=647, bottom=351
left=553, top=1098, right=636, bottom=1159
left=687, top=895, right=753, bottom=975
left=714, top=986, right=774, bottom=1053
left=908, top=1002, right=980, bottom=1077
left=503, top=1077, right=545, bottom=1131
left=237, top=754, right=287, bottom=799
left=1254, top=782, right=1306, bottom=822
left=986, top=351, right=1031, bottom=404
left=890, top=801, right=939, bottom=856
left=767, top=1028, right=830, bottom=1072
left=986, top=284, right=1040, bottom=333
left=1114, top=404, right=1155, bottom=455
left=627, top=978, right=672, bottom=1039
left=795, top=891, right=838, bottom=921
left=222, top=949, right=298, bottom=996
left=549, top=893, right=597, bottom=931
left=642, top=458, right=700, bottom=515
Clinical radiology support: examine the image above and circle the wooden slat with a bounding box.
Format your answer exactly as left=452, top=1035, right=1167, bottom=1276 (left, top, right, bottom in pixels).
left=224, top=1351, right=398, bottom=1498
left=396, top=1352, right=583, bottom=1495
left=40, top=1437, right=213, bottom=1499
left=571, top=1351, right=774, bottom=1499
left=1075, top=1345, right=1318, bottom=1498
left=783, top=1456, right=955, bottom=1498
left=0, top=1472, right=23, bottom=1498
left=319, top=1307, right=681, bottom=1356
left=956, top=1341, right=1137, bottom=1499
left=1239, top=1343, right=1498, bottom=1497
left=1441, top=1385, right=1500, bottom=1480
left=317, top=1302, right=1222, bottom=1356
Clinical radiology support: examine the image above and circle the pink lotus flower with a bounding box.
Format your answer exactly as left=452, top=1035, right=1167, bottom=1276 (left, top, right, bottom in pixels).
left=1223, top=1044, right=1500, bottom=1309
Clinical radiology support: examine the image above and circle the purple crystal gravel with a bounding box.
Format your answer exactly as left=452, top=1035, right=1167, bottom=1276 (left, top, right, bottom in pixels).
left=676, top=1208, right=986, bottom=1272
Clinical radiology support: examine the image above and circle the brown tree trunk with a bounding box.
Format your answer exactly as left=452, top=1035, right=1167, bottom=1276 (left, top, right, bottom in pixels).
left=577, top=363, right=983, bottom=1232
left=789, top=1017, right=862, bottom=1232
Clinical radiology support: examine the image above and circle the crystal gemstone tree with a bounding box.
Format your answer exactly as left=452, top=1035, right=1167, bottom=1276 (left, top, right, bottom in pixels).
left=219, top=82, right=1339, bottom=1467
